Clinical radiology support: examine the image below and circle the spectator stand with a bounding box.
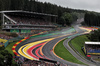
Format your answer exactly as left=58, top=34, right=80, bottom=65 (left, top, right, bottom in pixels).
left=1, top=11, right=57, bottom=33
left=84, top=42, right=100, bottom=55
left=83, top=42, right=100, bottom=62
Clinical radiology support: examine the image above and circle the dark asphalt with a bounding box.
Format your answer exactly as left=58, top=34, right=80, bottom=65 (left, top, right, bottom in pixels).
left=15, top=19, right=99, bottom=66
left=42, top=24, right=97, bottom=66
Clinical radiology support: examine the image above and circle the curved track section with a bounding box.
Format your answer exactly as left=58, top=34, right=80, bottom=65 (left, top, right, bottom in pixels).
left=14, top=24, right=98, bottom=66
left=14, top=27, right=84, bottom=66
left=42, top=34, right=80, bottom=66
left=41, top=26, right=97, bottom=66
left=18, top=38, right=55, bottom=60
left=12, top=31, right=47, bottom=56
left=27, top=43, right=45, bottom=59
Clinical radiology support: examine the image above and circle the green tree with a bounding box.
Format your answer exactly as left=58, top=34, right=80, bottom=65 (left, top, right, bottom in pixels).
left=0, top=54, right=4, bottom=66
left=0, top=0, right=87, bottom=26
left=71, top=12, right=78, bottom=22
left=61, top=12, right=73, bottom=26
left=84, top=12, right=100, bottom=26
left=0, top=50, right=13, bottom=66
left=88, top=29, right=100, bottom=41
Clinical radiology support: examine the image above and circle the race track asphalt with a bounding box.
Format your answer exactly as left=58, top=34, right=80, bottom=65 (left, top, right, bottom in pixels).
left=15, top=23, right=98, bottom=66
left=42, top=24, right=98, bottom=66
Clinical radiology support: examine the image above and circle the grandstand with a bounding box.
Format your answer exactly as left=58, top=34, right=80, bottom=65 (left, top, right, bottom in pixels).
left=1, top=11, right=57, bottom=33
left=83, top=42, right=100, bottom=62
left=13, top=56, right=59, bottom=66
left=0, top=33, right=13, bottom=39
left=84, top=42, right=100, bottom=55
left=21, top=60, right=57, bottom=66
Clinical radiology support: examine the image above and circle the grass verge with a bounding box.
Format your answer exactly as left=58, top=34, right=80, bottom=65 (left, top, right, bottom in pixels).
left=54, top=38, right=85, bottom=65
left=5, top=41, right=19, bottom=56
left=70, top=35, right=90, bottom=57
left=4, top=40, right=20, bottom=66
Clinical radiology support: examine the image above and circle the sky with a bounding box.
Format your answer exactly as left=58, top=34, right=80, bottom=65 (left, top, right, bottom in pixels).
left=38, top=0, right=100, bottom=13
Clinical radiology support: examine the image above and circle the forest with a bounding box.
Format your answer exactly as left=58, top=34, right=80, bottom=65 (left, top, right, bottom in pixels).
left=84, top=12, right=100, bottom=26
left=0, top=0, right=86, bottom=26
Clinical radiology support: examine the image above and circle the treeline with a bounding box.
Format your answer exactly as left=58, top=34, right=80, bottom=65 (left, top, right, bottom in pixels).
left=0, top=0, right=86, bottom=26
left=88, top=29, right=100, bottom=41
left=84, top=12, right=100, bottom=26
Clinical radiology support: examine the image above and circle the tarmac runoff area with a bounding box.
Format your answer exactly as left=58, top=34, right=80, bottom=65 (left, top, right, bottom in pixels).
left=18, top=38, right=55, bottom=60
